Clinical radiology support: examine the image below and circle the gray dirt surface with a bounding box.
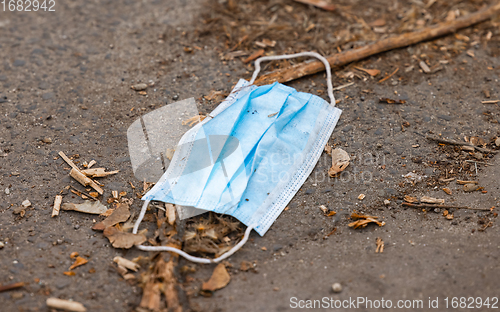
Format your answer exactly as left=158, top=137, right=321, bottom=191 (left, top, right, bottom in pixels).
left=0, top=0, right=499, bottom=311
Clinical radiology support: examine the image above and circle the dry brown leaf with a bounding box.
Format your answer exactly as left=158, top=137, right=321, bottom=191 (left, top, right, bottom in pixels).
left=63, top=271, right=76, bottom=276
left=324, top=142, right=332, bottom=155
left=92, top=203, right=130, bottom=231
left=113, top=256, right=140, bottom=272
left=328, top=148, right=350, bottom=177
left=369, top=18, right=386, bottom=27
left=404, top=195, right=418, bottom=203
left=349, top=213, right=385, bottom=229
left=443, top=188, right=452, bottom=195
left=61, top=201, right=108, bottom=215
left=470, top=136, right=485, bottom=146
left=69, top=256, right=88, bottom=270
left=139, top=282, right=161, bottom=311
left=202, top=263, right=231, bottom=291
left=355, top=67, right=380, bottom=77
left=204, top=90, right=224, bottom=101
left=379, top=98, right=406, bottom=104
left=103, top=226, right=146, bottom=249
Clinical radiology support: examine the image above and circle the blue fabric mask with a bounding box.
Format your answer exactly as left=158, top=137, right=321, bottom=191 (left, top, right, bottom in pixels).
left=141, top=52, right=341, bottom=236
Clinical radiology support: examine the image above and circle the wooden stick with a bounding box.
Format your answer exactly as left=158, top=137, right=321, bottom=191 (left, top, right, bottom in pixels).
left=254, top=3, right=500, bottom=85
left=52, top=195, right=63, bottom=217
left=0, top=282, right=25, bottom=293
left=46, top=298, right=87, bottom=312
left=58, top=151, right=80, bottom=171
left=426, top=136, right=497, bottom=154
left=59, top=151, right=104, bottom=194
left=69, top=169, right=104, bottom=195
left=403, top=202, right=491, bottom=211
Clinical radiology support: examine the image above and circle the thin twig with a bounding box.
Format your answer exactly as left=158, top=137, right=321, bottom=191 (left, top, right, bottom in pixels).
left=465, top=160, right=490, bottom=166
left=426, top=136, right=497, bottom=154
left=378, top=67, right=399, bottom=83
left=0, top=282, right=25, bottom=293
left=332, top=82, right=354, bottom=91
left=403, top=202, right=491, bottom=211
left=70, top=186, right=98, bottom=201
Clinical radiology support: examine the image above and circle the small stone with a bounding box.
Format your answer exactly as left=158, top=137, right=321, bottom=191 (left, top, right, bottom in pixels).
left=42, top=92, right=55, bottom=100
left=358, top=194, right=366, bottom=200
left=4, top=188, right=10, bottom=195
left=21, top=199, right=31, bottom=208
left=383, top=199, right=390, bottom=206
left=131, top=83, right=148, bottom=91
left=173, top=95, right=179, bottom=100
left=463, top=184, right=479, bottom=192
left=41, top=137, right=52, bottom=144
left=74, top=224, right=80, bottom=230
left=13, top=60, right=26, bottom=67
left=434, top=208, right=441, bottom=213
left=332, top=283, right=342, bottom=293
left=0, top=242, right=4, bottom=249
left=495, top=137, right=500, bottom=147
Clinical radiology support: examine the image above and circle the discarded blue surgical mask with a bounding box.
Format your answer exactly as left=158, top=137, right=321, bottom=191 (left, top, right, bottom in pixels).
left=133, top=52, right=342, bottom=263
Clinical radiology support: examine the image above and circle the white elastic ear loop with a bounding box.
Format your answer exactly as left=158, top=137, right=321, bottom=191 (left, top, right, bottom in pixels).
left=249, top=51, right=336, bottom=106
left=133, top=200, right=254, bottom=264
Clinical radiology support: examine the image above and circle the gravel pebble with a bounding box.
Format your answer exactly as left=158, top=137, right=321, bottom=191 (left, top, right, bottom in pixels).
left=0, top=242, right=4, bottom=249
left=4, top=188, right=10, bottom=195
left=332, top=283, right=342, bottom=293
left=132, top=83, right=148, bottom=91
left=21, top=199, right=31, bottom=208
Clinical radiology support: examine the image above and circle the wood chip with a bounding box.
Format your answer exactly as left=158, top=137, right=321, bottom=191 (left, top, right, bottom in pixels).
left=443, top=188, right=452, bottom=195
left=46, top=298, right=86, bottom=312
left=81, top=168, right=119, bottom=178
left=420, top=196, right=445, bottom=204
left=165, top=203, right=176, bottom=226
left=482, top=100, right=499, bottom=104
left=457, top=180, right=478, bottom=185
left=419, top=61, right=431, bottom=73
left=375, top=237, right=384, bottom=253
left=202, top=263, right=231, bottom=291
left=52, top=195, right=63, bottom=217
left=69, top=168, right=103, bottom=195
